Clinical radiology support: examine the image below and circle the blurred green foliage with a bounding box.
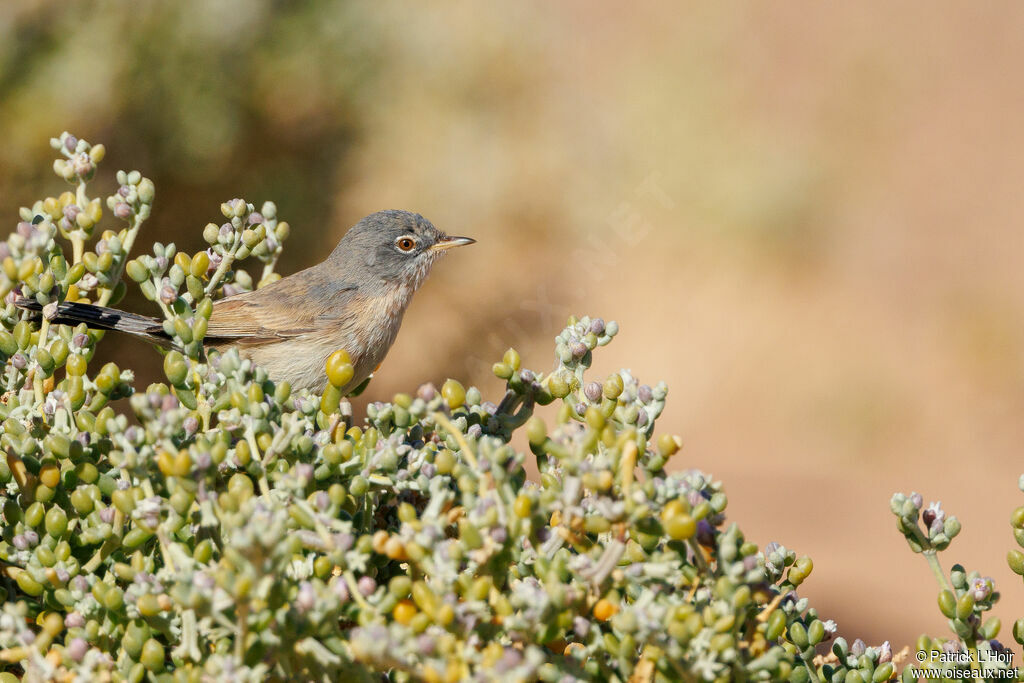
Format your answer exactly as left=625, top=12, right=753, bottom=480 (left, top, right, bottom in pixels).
left=0, top=1, right=380, bottom=260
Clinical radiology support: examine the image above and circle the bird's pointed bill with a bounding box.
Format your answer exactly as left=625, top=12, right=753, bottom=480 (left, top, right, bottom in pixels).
left=430, top=236, right=476, bottom=252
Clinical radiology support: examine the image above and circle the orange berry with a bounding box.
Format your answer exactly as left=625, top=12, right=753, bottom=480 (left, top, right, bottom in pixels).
left=384, top=537, right=408, bottom=561
left=593, top=598, right=619, bottom=621
left=393, top=599, right=417, bottom=625
left=371, top=530, right=389, bottom=554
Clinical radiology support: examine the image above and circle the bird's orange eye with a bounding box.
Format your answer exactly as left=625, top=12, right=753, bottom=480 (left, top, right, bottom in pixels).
left=395, top=237, right=417, bottom=252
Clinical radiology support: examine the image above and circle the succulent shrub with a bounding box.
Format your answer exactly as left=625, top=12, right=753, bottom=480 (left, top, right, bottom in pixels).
left=0, top=134, right=1022, bottom=682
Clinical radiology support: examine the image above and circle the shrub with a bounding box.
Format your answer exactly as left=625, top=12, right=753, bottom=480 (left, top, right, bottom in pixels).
left=0, top=134, right=1022, bottom=682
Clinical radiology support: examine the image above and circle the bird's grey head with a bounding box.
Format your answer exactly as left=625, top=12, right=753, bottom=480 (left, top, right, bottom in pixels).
left=331, top=210, right=474, bottom=291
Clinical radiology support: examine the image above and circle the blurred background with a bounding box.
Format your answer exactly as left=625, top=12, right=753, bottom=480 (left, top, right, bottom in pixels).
left=3, top=0, right=1024, bottom=651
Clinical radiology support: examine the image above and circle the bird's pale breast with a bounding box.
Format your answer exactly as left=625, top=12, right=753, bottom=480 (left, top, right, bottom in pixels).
left=233, top=283, right=413, bottom=393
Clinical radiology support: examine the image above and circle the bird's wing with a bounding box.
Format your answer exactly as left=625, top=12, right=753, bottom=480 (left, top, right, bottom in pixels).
left=205, top=276, right=358, bottom=345
left=205, top=297, right=311, bottom=344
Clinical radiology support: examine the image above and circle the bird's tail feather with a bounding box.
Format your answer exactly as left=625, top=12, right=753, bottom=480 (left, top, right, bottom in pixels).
left=14, top=299, right=172, bottom=347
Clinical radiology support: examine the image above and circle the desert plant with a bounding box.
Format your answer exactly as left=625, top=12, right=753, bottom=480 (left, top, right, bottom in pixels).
left=0, top=134, right=1021, bottom=683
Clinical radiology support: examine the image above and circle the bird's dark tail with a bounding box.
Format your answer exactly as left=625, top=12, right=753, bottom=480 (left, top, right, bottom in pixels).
left=14, top=299, right=172, bottom=347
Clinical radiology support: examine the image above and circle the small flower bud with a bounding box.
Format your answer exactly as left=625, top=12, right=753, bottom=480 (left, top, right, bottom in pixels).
left=333, top=578, right=350, bottom=603
left=417, top=383, right=437, bottom=401
left=923, top=501, right=945, bottom=531
left=357, top=576, right=377, bottom=596
left=202, top=223, right=219, bottom=243
left=73, top=153, right=93, bottom=178
left=296, top=581, right=316, bottom=613
left=67, top=637, right=88, bottom=662
left=159, top=283, right=177, bottom=305
left=137, top=178, right=155, bottom=203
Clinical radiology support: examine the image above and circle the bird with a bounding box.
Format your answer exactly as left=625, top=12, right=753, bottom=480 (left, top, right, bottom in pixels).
left=16, top=210, right=474, bottom=393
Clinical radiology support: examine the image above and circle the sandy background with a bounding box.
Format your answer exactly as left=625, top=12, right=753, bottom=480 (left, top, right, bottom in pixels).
left=2, top=1, right=1024, bottom=650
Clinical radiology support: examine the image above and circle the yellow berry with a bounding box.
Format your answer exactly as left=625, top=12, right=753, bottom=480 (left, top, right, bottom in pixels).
left=657, top=433, right=682, bottom=457
left=525, top=417, right=546, bottom=446
left=38, top=463, right=60, bottom=489
left=190, top=252, right=210, bottom=278
left=325, top=350, right=354, bottom=388
left=664, top=512, right=696, bottom=541
left=513, top=494, right=533, bottom=518
left=661, top=499, right=689, bottom=522
left=441, top=379, right=465, bottom=409
left=65, top=354, right=87, bottom=377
